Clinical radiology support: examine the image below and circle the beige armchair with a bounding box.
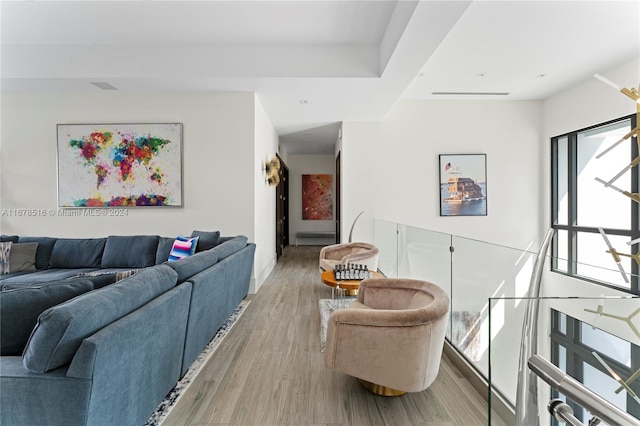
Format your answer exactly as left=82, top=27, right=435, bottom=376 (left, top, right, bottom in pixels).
left=318, top=242, right=379, bottom=273
left=323, top=278, right=450, bottom=396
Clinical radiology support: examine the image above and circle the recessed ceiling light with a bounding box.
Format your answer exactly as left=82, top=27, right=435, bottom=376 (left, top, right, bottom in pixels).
left=537, top=74, right=548, bottom=78
left=299, top=100, right=308, bottom=104
left=476, top=73, right=487, bottom=78
left=90, top=82, right=118, bottom=90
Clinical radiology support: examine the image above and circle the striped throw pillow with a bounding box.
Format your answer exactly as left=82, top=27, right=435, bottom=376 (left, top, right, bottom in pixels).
left=168, top=236, right=199, bottom=261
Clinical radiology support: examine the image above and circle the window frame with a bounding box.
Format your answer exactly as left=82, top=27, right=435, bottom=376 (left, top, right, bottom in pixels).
left=550, top=309, right=640, bottom=424
left=551, top=114, right=639, bottom=295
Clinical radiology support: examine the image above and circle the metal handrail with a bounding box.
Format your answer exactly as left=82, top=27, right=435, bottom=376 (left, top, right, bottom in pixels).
left=548, top=399, right=583, bottom=426
left=515, top=228, right=555, bottom=425
left=528, top=354, right=640, bottom=426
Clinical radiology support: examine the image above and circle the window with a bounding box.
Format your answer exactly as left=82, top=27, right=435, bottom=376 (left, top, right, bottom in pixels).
left=550, top=310, right=640, bottom=424
left=551, top=115, right=639, bottom=294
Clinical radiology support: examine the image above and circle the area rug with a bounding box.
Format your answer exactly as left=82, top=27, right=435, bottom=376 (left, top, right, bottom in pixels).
left=144, top=300, right=251, bottom=426
left=319, top=298, right=355, bottom=352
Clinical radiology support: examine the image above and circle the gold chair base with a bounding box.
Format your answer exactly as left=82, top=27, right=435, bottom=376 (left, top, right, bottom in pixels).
left=358, top=379, right=406, bottom=396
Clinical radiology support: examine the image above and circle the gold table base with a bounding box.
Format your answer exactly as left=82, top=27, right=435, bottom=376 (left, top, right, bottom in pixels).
left=358, top=379, right=406, bottom=396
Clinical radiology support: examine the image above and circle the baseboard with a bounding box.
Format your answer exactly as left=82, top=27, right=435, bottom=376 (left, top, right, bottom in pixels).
left=249, top=255, right=276, bottom=294
left=443, top=341, right=515, bottom=425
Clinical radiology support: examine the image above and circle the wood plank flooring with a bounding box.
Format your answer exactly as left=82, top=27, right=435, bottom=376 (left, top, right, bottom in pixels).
left=162, top=246, right=507, bottom=426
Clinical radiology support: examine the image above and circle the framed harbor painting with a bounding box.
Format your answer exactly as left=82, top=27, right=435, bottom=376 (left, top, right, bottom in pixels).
left=439, top=154, right=487, bottom=216
left=57, top=123, right=183, bottom=207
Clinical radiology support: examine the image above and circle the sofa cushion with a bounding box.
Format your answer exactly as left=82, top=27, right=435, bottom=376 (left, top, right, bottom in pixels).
left=0, top=242, right=10, bottom=274
left=190, top=230, right=220, bottom=252
left=211, top=236, right=248, bottom=260
left=0, top=235, right=19, bottom=243
left=18, top=236, right=57, bottom=270
left=9, top=242, right=38, bottom=273
left=22, top=264, right=178, bottom=373
left=0, top=269, right=99, bottom=287
left=156, top=237, right=175, bottom=264
left=168, top=236, right=199, bottom=261
left=77, top=269, right=140, bottom=288
left=48, top=238, right=106, bottom=269
left=101, top=235, right=160, bottom=268
left=0, top=278, right=95, bottom=356
left=167, top=249, right=219, bottom=282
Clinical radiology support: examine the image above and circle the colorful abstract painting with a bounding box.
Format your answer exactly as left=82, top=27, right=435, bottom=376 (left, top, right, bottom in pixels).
left=302, top=174, right=333, bottom=220
left=57, top=123, right=182, bottom=207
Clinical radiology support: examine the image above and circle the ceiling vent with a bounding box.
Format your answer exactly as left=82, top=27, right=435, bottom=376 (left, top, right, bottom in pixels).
left=431, top=92, right=509, bottom=96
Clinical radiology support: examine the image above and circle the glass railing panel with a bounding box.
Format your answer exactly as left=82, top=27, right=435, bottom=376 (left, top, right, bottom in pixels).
left=398, top=224, right=453, bottom=339
left=371, top=219, right=640, bottom=425
left=373, top=219, right=399, bottom=278
left=489, top=296, right=640, bottom=426
left=451, top=236, right=537, bottom=378
left=397, top=224, right=452, bottom=292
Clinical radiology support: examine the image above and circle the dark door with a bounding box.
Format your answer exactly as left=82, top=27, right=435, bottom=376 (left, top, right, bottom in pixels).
left=275, top=155, right=289, bottom=259
left=335, top=152, right=341, bottom=243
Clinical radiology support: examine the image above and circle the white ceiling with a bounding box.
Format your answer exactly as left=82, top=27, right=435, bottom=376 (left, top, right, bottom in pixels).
left=2, top=1, right=639, bottom=155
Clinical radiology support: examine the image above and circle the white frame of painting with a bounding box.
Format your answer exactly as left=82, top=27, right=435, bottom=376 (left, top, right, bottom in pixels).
left=57, top=123, right=183, bottom=207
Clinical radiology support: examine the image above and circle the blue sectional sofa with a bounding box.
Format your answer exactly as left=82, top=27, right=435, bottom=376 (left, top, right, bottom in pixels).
left=0, top=232, right=256, bottom=426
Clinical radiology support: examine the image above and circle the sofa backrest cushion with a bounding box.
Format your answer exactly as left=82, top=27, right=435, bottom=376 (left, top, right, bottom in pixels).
left=1, top=235, right=19, bottom=243
left=167, top=249, right=219, bottom=282
left=156, top=237, right=175, bottom=264
left=190, top=230, right=220, bottom=252
left=18, top=236, right=57, bottom=270
left=48, top=238, right=106, bottom=269
left=211, top=236, right=248, bottom=260
left=61, top=273, right=119, bottom=290
left=101, top=235, right=160, bottom=268
left=0, top=278, right=95, bottom=356
left=22, top=264, right=178, bottom=373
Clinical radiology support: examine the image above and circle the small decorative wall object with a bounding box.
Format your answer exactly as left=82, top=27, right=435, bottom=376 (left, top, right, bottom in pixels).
left=302, top=174, right=333, bottom=220
left=57, top=123, right=182, bottom=207
left=264, top=156, right=281, bottom=186
left=439, top=154, right=487, bottom=216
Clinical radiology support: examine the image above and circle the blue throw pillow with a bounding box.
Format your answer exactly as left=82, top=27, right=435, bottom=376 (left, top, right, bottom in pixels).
left=168, top=236, right=199, bottom=261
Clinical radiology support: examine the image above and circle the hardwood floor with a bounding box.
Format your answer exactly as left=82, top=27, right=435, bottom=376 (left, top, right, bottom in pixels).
left=163, top=246, right=507, bottom=426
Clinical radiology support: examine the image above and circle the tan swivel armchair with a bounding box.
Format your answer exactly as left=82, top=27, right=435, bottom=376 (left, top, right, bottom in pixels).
left=324, top=278, right=450, bottom=396
left=318, top=242, right=379, bottom=273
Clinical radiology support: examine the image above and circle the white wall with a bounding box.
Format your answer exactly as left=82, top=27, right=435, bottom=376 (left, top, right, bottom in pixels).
left=253, top=95, right=279, bottom=292
left=536, top=56, right=638, bottom=420
left=342, top=99, right=544, bottom=251
left=0, top=91, right=274, bottom=293
left=539, top=58, right=640, bottom=344
left=287, top=154, right=336, bottom=245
